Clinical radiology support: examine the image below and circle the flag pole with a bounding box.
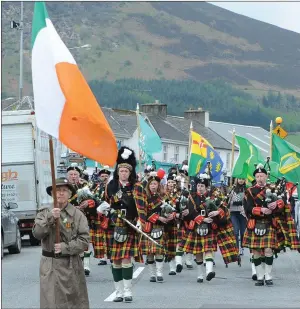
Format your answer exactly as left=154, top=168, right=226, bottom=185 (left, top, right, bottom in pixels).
left=136, top=103, right=142, bottom=174
left=48, top=135, right=60, bottom=244
left=187, top=121, right=193, bottom=186
left=270, top=120, right=273, bottom=161
left=230, top=127, right=236, bottom=187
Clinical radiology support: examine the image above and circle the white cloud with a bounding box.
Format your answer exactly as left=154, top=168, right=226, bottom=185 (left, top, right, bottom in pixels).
left=209, top=1, right=300, bottom=33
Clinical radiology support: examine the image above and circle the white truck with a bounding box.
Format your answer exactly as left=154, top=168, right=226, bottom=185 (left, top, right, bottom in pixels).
left=2, top=110, right=63, bottom=246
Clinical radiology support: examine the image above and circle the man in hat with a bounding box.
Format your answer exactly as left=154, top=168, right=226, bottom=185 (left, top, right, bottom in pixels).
left=243, top=163, right=282, bottom=286
left=94, top=166, right=111, bottom=266
left=32, top=178, right=90, bottom=309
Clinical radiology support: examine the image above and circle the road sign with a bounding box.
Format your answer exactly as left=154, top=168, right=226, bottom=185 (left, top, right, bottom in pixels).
left=273, top=125, right=288, bottom=139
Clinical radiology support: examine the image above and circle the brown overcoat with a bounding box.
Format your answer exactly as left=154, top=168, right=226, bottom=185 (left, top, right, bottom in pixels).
left=32, top=203, right=90, bottom=309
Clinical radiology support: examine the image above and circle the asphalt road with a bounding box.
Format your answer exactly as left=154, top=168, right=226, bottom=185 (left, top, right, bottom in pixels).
left=2, top=239, right=300, bottom=308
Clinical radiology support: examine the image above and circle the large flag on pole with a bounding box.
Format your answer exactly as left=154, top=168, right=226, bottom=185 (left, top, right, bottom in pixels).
left=232, top=135, right=265, bottom=184
left=188, top=130, right=223, bottom=177
left=272, top=133, right=300, bottom=185
left=31, top=2, right=117, bottom=166
left=138, top=114, right=162, bottom=157
left=232, top=135, right=280, bottom=184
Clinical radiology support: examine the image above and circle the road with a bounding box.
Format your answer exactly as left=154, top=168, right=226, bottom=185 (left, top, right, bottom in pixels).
left=2, top=239, right=300, bottom=308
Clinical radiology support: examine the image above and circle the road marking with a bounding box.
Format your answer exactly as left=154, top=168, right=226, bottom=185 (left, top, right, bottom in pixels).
left=104, top=266, right=145, bottom=302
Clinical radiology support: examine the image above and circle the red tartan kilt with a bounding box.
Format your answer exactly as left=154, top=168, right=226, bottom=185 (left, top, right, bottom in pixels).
left=177, top=225, right=186, bottom=243
left=276, top=218, right=300, bottom=250
left=139, top=233, right=166, bottom=256
left=93, top=223, right=110, bottom=258
left=139, top=223, right=166, bottom=256
left=179, top=228, right=218, bottom=254
left=165, top=224, right=178, bottom=258
left=110, top=229, right=143, bottom=263
left=89, top=228, right=95, bottom=245
left=242, top=221, right=277, bottom=249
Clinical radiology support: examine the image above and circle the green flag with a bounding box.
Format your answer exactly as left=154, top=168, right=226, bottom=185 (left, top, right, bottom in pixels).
left=232, top=135, right=265, bottom=184
left=272, top=133, right=300, bottom=184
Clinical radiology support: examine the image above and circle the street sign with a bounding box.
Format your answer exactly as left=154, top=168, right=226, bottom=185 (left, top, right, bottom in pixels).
left=273, top=125, right=288, bottom=139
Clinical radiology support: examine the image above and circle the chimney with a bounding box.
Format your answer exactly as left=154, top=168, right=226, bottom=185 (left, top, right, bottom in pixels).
left=140, top=99, right=167, bottom=119
left=184, top=107, right=209, bottom=127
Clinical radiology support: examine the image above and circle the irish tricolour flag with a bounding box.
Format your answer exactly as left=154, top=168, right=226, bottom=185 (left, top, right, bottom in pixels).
left=31, top=2, right=117, bottom=166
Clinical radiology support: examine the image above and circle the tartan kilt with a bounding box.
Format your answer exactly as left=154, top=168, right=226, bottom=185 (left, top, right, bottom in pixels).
left=139, top=223, right=166, bottom=256
left=179, top=227, right=218, bottom=254
left=217, top=222, right=239, bottom=264
left=276, top=206, right=300, bottom=250
left=93, top=222, right=109, bottom=258
left=165, top=223, right=178, bottom=259
left=242, top=219, right=277, bottom=249
left=89, top=228, right=95, bottom=245
left=110, top=230, right=143, bottom=262
left=176, top=223, right=187, bottom=244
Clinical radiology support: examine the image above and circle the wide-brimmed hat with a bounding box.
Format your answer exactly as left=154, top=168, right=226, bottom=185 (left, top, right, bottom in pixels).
left=46, top=178, right=76, bottom=196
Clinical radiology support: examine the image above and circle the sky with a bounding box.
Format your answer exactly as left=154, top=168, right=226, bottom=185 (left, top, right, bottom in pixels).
left=209, top=1, right=300, bottom=34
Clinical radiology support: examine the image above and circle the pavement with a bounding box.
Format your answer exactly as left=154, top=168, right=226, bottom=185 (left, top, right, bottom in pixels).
left=2, top=238, right=300, bottom=309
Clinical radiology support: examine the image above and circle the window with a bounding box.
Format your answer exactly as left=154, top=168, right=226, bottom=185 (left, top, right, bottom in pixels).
left=163, top=144, right=168, bottom=162
left=174, top=145, right=179, bottom=163
left=185, top=146, right=189, bottom=160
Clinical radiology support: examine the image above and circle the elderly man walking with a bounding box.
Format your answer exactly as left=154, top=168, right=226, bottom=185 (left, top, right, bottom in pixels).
left=32, top=178, right=90, bottom=309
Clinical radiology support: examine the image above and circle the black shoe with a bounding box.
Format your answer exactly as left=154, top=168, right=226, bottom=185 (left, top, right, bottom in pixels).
left=206, top=272, right=215, bottom=281
left=186, top=263, right=193, bottom=269
left=150, top=276, right=156, bottom=282
left=157, top=276, right=164, bottom=282
left=124, top=296, right=132, bottom=302
left=197, top=278, right=204, bottom=283
left=255, top=280, right=264, bottom=286
left=169, top=271, right=176, bottom=275
left=265, top=279, right=273, bottom=286
left=176, top=264, right=183, bottom=273
left=98, top=260, right=107, bottom=266
left=84, top=269, right=90, bottom=276
left=113, top=297, right=123, bottom=302
left=252, top=274, right=257, bottom=281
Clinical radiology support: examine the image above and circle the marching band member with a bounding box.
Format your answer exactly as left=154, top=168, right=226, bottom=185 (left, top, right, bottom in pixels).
left=177, top=174, right=238, bottom=283
left=134, top=172, right=169, bottom=282
left=243, top=164, right=282, bottom=286
left=66, top=163, right=96, bottom=276
left=164, top=173, right=180, bottom=275
left=32, top=178, right=90, bottom=309
left=93, top=167, right=111, bottom=266
left=97, top=146, right=142, bottom=302
left=179, top=165, right=195, bottom=269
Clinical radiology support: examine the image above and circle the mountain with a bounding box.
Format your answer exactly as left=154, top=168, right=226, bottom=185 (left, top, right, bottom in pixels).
left=2, top=1, right=300, bottom=96
left=2, top=1, right=300, bottom=135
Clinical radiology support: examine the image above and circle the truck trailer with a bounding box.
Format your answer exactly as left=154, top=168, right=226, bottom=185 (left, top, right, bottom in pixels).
left=2, top=110, right=62, bottom=245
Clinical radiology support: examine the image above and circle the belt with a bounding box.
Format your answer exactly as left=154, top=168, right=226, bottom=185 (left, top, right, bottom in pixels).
left=42, top=250, right=71, bottom=258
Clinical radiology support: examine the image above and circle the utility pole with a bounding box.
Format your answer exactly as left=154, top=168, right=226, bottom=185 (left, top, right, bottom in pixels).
left=19, top=1, right=24, bottom=101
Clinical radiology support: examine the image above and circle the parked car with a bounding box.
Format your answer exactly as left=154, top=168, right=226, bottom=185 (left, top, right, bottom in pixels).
left=1, top=201, right=22, bottom=259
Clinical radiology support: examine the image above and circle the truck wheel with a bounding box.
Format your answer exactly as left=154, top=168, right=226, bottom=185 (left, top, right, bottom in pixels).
left=8, top=227, right=22, bottom=254
left=30, top=233, right=40, bottom=246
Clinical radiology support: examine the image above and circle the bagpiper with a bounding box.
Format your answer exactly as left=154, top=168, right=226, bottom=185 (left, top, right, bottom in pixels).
left=177, top=173, right=239, bottom=283
left=134, top=171, right=169, bottom=282
left=97, top=146, right=143, bottom=303
left=93, top=166, right=111, bottom=266
left=243, top=163, right=284, bottom=286
left=66, top=163, right=97, bottom=276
